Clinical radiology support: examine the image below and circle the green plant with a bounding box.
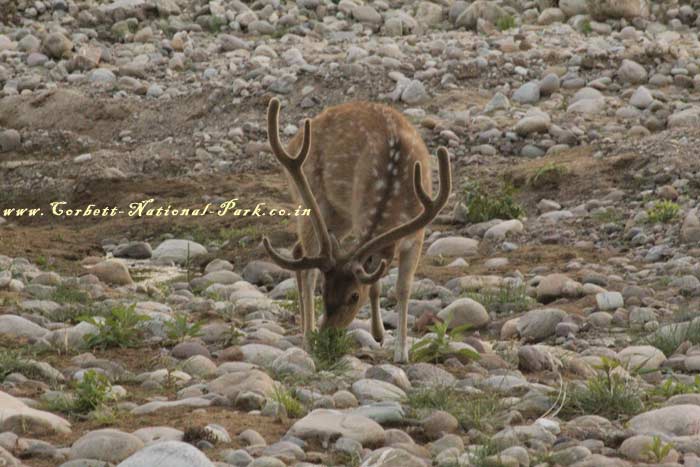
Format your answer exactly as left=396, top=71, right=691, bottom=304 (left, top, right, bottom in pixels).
left=220, top=324, right=245, bottom=347
left=73, top=370, right=113, bottom=413
left=270, top=386, right=305, bottom=418
left=528, top=162, right=569, bottom=189
left=642, top=435, right=674, bottom=463
left=462, top=180, right=524, bottom=223
left=165, top=312, right=204, bottom=344
left=35, top=255, right=48, bottom=268
left=496, top=14, right=516, bottom=31
left=47, top=370, right=113, bottom=415
left=581, top=18, right=592, bottom=34
left=307, top=327, right=355, bottom=371
left=646, top=200, right=680, bottom=224
left=563, top=356, right=644, bottom=420
left=464, top=283, right=533, bottom=315
left=648, top=376, right=700, bottom=398
left=80, top=304, right=149, bottom=350
left=410, top=319, right=480, bottom=363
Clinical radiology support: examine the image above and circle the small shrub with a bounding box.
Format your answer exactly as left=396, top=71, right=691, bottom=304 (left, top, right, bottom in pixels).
left=462, top=180, right=524, bottom=223
left=307, top=327, right=355, bottom=371
left=270, top=386, right=305, bottom=418
left=496, top=15, right=516, bottom=31
left=563, top=356, right=644, bottom=420
left=165, top=312, right=204, bottom=344
left=646, top=200, right=680, bottom=224
left=221, top=324, right=245, bottom=347
left=183, top=426, right=218, bottom=446
left=410, top=319, right=480, bottom=364
left=80, top=304, right=148, bottom=350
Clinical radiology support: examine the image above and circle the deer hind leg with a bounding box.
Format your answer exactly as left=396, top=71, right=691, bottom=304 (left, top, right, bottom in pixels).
left=393, top=233, right=424, bottom=363
left=370, top=281, right=385, bottom=342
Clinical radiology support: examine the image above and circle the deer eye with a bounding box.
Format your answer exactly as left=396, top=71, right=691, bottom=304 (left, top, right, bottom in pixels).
left=348, top=292, right=360, bottom=304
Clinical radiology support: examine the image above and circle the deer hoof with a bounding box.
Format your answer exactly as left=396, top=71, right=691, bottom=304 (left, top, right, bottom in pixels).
left=393, top=345, right=409, bottom=364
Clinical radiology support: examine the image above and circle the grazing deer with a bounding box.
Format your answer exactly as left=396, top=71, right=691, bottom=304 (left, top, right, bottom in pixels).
left=262, top=97, right=451, bottom=363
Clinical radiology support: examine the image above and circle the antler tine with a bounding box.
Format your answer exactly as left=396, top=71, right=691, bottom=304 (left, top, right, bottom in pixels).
left=352, top=259, right=388, bottom=284
left=265, top=98, right=334, bottom=268
left=262, top=236, right=329, bottom=271
left=351, top=146, right=452, bottom=264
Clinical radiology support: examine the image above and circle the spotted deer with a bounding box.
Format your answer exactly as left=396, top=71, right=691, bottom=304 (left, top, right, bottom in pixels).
left=262, top=97, right=451, bottom=363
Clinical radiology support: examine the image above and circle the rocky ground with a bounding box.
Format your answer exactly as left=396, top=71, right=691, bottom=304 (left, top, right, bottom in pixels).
left=3, top=0, right=700, bottom=465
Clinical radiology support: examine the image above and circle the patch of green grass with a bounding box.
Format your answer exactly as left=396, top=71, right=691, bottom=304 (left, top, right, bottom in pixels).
left=646, top=200, right=680, bottom=224
left=270, top=386, right=306, bottom=418
left=410, top=319, right=480, bottom=364
left=80, top=303, right=148, bottom=350
left=643, top=320, right=700, bottom=356
left=464, top=283, right=533, bottom=315
left=591, top=208, right=623, bottom=224
left=165, top=312, right=204, bottom=344
left=280, top=289, right=324, bottom=318
left=562, top=356, right=644, bottom=420
left=496, top=14, right=516, bottom=31
left=462, top=180, right=524, bottom=223
left=35, top=255, right=48, bottom=268
left=208, top=15, right=227, bottom=33
left=406, top=385, right=505, bottom=433
left=0, top=349, right=44, bottom=382
left=307, top=327, right=355, bottom=371
left=528, top=162, right=569, bottom=189
left=52, top=284, right=90, bottom=305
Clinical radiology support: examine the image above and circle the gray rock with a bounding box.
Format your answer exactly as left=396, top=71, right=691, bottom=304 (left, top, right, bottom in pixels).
left=117, top=440, right=214, bottom=466
left=287, top=409, right=385, bottom=446
left=517, top=308, right=567, bottom=341
left=152, top=239, right=207, bottom=265
left=70, top=429, right=143, bottom=463
left=512, top=81, right=541, bottom=104
left=437, top=298, right=489, bottom=329
left=0, top=129, right=21, bottom=153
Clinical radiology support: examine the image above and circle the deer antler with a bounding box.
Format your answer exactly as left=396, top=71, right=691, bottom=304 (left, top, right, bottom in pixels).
left=261, top=98, right=335, bottom=272
left=349, top=146, right=451, bottom=278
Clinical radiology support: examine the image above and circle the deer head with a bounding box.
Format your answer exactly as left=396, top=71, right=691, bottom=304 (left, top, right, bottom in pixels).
left=261, top=98, right=451, bottom=330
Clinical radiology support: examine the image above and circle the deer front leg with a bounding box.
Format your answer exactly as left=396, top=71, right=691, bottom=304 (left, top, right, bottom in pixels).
left=301, top=269, right=318, bottom=337
left=295, top=270, right=305, bottom=333
left=370, top=281, right=385, bottom=342
left=393, top=235, right=423, bottom=363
